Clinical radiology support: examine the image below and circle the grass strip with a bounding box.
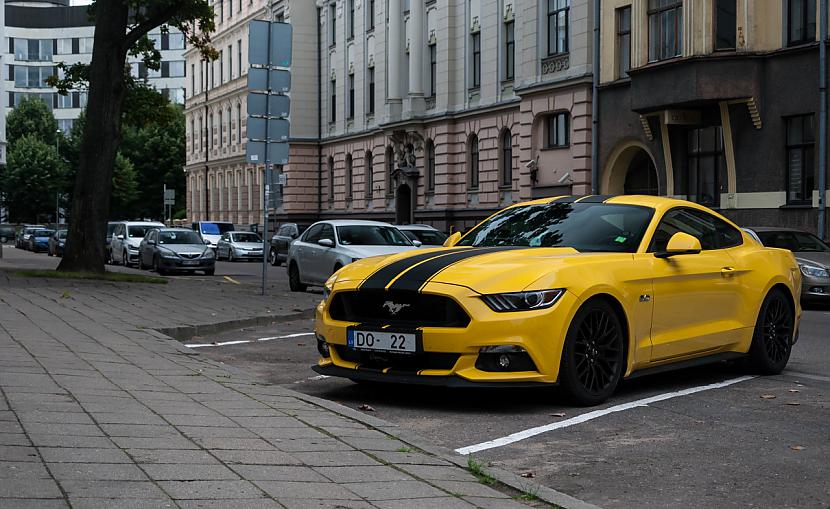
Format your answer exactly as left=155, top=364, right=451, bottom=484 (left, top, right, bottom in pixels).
left=13, top=270, right=168, bottom=284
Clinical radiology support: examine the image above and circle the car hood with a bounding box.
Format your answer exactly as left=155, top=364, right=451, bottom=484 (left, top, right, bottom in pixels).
left=339, top=245, right=419, bottom=260
left=334, top=246, right=621, bottom=294
left=232, top=242, right=263, bottom=249
left=795, top=252, right=830, bottom=268
left=158, top=244, right=210, bottom=256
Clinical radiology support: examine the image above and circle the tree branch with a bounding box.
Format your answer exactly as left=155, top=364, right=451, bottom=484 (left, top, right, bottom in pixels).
left=123, top=4, right=180, bottom=50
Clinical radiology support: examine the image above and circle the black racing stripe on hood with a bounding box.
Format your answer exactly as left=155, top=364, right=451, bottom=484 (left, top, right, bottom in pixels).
left=388, top=246, right=526, bottom=292
left=359, top=248, right=469, bottom=290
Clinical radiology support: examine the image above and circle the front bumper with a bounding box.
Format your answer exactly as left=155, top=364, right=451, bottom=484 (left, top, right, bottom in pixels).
left=314, top=281, right=578, bottom=386
left=233, top=250, right=264, bottom=259
left=157, top=257, right=215, bottom=271
left=801, top=276, right=830, bottom=302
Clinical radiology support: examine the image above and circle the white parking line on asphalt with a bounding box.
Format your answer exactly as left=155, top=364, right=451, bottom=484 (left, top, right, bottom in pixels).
left=185, top=332, right=315, bottom=348
left=454, top=375, right=756, bottom=456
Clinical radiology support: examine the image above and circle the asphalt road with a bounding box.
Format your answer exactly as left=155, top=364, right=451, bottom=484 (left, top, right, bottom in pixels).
left=187, top=307, right=830, bottom=509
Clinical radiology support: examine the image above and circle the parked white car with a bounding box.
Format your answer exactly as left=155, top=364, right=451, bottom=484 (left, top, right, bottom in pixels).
left=396, top=224, right=449, bottom=247
left=110, top=221, right=165, bottom=267
left=192, top=221, right=235, bottom=250
left=286, top=220, right=419, bottom=291
left=216, top=231, right=264, bottom=261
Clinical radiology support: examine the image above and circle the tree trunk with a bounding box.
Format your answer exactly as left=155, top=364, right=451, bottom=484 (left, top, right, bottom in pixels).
left=58, top=2, right=129, bottom=273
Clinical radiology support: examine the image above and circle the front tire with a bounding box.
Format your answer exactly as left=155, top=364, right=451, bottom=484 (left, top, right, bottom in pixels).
left=288, top=262, right=307, bottom=292
left=269, top=249, right=280, bottom=266
left=228, top=249, right=235, bottom=262
left=746, top=288, right=794, bottom=375
left=123, top=250, right=132, bottom=267
left=153, top=255, right=167, bottom=275
left=558, top=299, right=625, bottom=406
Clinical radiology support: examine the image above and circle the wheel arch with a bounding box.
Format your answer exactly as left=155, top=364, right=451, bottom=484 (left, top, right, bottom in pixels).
left=577, top=292, right=634, bottom=375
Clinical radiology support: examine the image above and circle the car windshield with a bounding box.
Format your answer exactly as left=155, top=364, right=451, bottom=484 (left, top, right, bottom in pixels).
left=756, top=231, right=830, bottom=252
left=107, top=224, right=117, bottom=236
left=200, top=222, right=235, bottom=235
left=37, top=230, right=55, bottom=237
left=403, top=229, right=448, bottom=245
left=232, top=233, right=261, bottom=243
left=128, top=225, right=157, bottom=238
left=458, top=202, right=655, bottom=253
left=159, top=231, right=203, bottom=245
left=336, top=225, right=413, bottom=246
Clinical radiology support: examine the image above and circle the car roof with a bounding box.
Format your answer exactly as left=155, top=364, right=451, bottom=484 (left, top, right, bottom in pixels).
left=396, top=224, right=438, bottom=231
left=228, top=231, right=259, bottom=235
left=157, top=228, right=193, bottom=232
left=316, top=220, right=395, bottom=226
left=195, top=221, right=234, bottom=224
left=117, top=221, right=165, bottom=226
left=744, top=226, right=814, bottom=234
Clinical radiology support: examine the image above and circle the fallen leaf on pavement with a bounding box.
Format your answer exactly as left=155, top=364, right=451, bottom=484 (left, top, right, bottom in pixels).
left=760, top=394, right=776, bottom=399
left=549, top=412, right=567, bottom=418
left=786, top=401, right=801, bottom=406
left=790, top=445, right=806, bottom=451
left=520, top=471, right=535, bottom=478
left=358, top=404, right=375, bottom=412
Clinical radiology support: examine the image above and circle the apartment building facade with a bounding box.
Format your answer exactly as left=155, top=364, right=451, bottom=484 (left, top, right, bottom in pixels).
left=186, top=0, right=596, bottom=233
left=3, top=0, right=187, bottom=136
left=597, top=0, right=828, bottom=234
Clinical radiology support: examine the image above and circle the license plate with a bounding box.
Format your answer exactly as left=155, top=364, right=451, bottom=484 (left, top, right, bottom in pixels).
left=182, top=260, right=199, bottom=266
left=347, top=328, right=417, bottom=354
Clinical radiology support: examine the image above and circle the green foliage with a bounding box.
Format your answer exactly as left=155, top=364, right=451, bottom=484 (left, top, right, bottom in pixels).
left=111, top=153, right=139, bottom=217
left=1, top=135, right=67, bottom=223
left=6, top=97, right=60, bottom=149
left=467, top=457, right=496, bottom=485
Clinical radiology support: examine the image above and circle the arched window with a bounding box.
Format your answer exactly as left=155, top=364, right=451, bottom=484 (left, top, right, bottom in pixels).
left=386, top=146, right=395, bottom=195
left=426, top=139, right=435, bottom=192
left=365, top=150, right=374, bottom=199
left=345, top=154, right=353, bottom=200
left=501, top=129, right=513, bottom=187
left=328, top=156, right=335, bottom=202
left=467, top=134, right=479, bottom=190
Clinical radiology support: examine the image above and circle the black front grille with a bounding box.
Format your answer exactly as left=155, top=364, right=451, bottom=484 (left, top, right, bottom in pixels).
left=329, top=290, right=470, bottom=328
left=333, top=346, right=460, bottom=372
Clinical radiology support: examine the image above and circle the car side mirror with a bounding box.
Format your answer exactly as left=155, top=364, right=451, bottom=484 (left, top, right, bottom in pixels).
left=655, top=232, right=702, bottom=259
left=412, top=240, right=423, bottom=247
left=443, top=232, right=462, bottom=247
left=117, top=234, right=124, bottom=240
left=318, top=238, right=334, bottom=248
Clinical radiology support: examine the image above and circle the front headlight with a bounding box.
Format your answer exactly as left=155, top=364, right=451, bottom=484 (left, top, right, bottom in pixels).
left=481, top=289, right=565, bottom=312
left=128, top=245, right=139, bottom=251
left=202, top=249, right=215, bottom=259
left=350, top=257, right=362, bottom=264
left=800, top=263, right=830, bottom=278
left=323, top=274, right=338, bottom=301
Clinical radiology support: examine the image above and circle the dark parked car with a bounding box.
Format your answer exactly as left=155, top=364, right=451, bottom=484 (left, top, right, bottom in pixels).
left=745, top=227, right=830, bottom=304
left=48, top=229, right=67, bottom=257
left=29, top=229, right=55, bottom=252
left=269, top=223, right=307, bottom=266
left=138, top=228, right=215, bottom=275
left=16, top=225, right=46, bottom=249
left=0, top=225, right=16, bottom=244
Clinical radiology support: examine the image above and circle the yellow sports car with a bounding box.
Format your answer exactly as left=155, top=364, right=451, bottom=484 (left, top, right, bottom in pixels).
left=312, top=196, right=801, bottom=405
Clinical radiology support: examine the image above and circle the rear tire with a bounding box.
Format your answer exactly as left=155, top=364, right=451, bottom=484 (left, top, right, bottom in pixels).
left=558, top=299, right=625, bottom=406
left=153, top=255, right=167, bottom=275
left=138, top=256, right=146, bottom=270
left=288, top=262, right=307, bottom=292
left=269, top=248, right=281, bottom=266
left=746, top=288, right=794, bottom=375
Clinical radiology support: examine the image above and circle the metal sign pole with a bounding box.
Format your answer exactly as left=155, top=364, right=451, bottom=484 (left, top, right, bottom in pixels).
left=260, top=23, right=273, bottom=297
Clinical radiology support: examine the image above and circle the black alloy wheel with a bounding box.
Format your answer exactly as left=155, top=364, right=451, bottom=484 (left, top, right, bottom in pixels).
left=559, top=300, right=625, bottom=406
left=747, top=289, right=793, bottom=374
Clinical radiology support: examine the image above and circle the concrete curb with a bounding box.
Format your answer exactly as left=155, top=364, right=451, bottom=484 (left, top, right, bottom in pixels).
left=156, top=309, right=315, bottom=341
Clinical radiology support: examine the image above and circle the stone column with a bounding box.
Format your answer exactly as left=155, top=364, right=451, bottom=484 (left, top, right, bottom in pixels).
left=407, top=0, right=425, bottom=115
left=387, top=0, right=403, bottom=120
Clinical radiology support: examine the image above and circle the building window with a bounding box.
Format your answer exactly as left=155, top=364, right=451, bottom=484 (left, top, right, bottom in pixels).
left=788, top=0, right=817, bottom=46
left=237, top=40, right=243, bottom=77
left=209, top=114, right=214, bottom=149
left=330, top=78, right=337, bottom=122
left=386, top=146, right=395, bottom=194
left=546, top=112, right=570, bottom=148
left=367, top=0, right=375, bottom=30
left=468, top=134, right=480, bottom=190
left=329, top=4, right=337, bottom=46
left=227, top=107, right=232, bottom=146
left=616, top=6, right=631, bottom=78
left=365, top=151, right=374, bottom=199
left=328, top=156, right=335, bottom=201
left=190, top=119, right=195, bottom=153
left=191, top=64, right=196, bottom=94
left=345, top=154, right=354, bottom=200
left=687, top=126, right=725, bottom=207
left=218, top=0, right=224, bottom=21
left=471, top=32, right=481, bottom=88
left=501, top=130, right=513, bottom=187
left=367, top=67, right=375, bottom=114
left=218, top=110, right=224, bottom=147
left=648, top=0, right=683, bottom=62
left=347, top=0, right=355, bottom=39
left=237, top=103, right=242, bottom=143
left=427, top=44, right=437, bottom=97
left=715, top=0, right=736, bottom=50
left=786, top=114, right=816, bottom=204
left=198, top=118, right=203, bottom=151
left=219, top=50, right=224, bottom=83
left=504, top=21, right=515, bottom=81
left=228, top=44, right=233, bottom=79
left=547, top=0, right=570, bottom=55
left=348, top=73, right=355, bottom=119
left=426, top=139, right=435, bottom=192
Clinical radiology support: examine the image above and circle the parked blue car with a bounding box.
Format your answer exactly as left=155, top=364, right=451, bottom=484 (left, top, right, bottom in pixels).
left=29, top=229, right=55, bottom=252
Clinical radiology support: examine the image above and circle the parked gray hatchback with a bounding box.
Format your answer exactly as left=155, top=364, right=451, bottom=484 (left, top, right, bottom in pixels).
left=138, top=228, right=215, bottom=276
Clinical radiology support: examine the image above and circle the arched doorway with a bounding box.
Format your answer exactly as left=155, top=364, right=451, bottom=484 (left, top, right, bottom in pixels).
left=623, top=151, right=659, bottom=195
left=395, top=184, right=412, bottom=224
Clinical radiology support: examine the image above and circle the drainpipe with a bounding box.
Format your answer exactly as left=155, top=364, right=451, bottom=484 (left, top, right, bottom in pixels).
left=317, top=5, right=323, bottom=216
left=204, top=61, right=210, bottom=220
left=819, top=0, right=827, bottom=239
left=590, top=0, right=601, bottom=195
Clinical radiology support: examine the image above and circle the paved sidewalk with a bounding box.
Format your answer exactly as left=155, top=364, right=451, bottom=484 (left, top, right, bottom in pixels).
left=0, top=270, right=536, bottom=508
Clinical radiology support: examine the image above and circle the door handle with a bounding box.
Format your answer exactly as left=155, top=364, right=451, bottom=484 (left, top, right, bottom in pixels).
left=721, top=266, right=736, bottom=276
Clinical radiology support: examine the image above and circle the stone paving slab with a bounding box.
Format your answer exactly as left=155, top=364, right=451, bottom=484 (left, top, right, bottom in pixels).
left=0, top=269, right=540, bottom=508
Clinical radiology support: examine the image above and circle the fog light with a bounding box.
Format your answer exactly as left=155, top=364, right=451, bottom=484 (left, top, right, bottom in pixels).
left=498, top=354, right=510, bottom=368
left=810, top=286, right=825, bottom=294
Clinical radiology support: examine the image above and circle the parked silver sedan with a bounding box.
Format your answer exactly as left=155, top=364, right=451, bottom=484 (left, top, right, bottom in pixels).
left=138, top=228, right=215, bottom=276
left=286, top=220, right=419, bottom=292
left=216, top=231, right=264, bottom=262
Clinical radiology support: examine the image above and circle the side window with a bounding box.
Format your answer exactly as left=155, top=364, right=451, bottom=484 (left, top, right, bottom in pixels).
left=320, top=224, right=335, bottom=242
left=304, top=224, right=324, bottom=243
left=649, top=208, right=719, bottom=252
left=713, top=216, right=742, bottom=248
